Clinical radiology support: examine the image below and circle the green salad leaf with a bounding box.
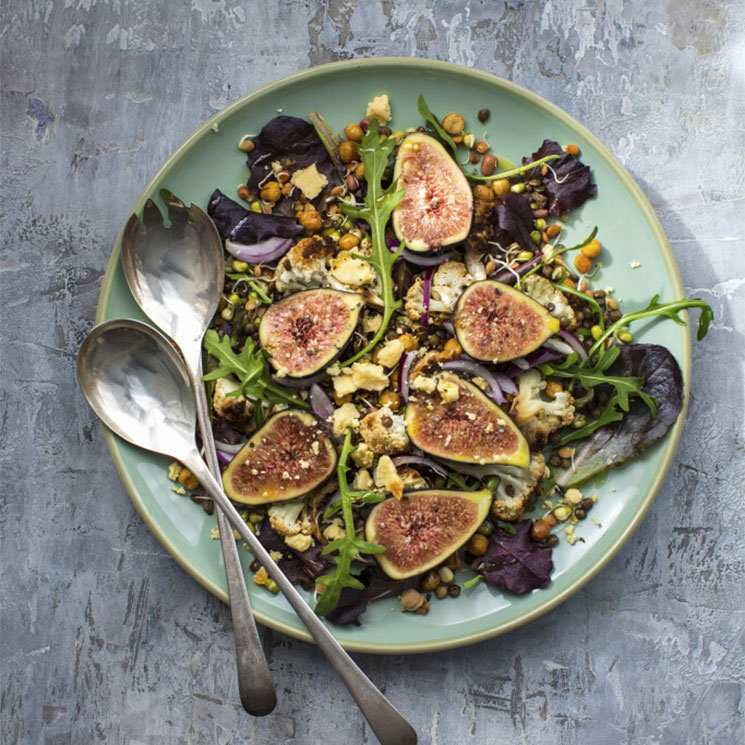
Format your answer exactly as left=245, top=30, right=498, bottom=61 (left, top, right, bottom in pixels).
left=314, top=430, right=386, bottom=618
left=202, top=330, right=307, bottom=410
left=337, top=121, right=406, bottom=365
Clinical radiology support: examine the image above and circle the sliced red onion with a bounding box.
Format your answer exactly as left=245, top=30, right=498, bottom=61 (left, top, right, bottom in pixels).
left=558, top=328, right=589, bottom=360
left=309, top=383, right=335, bottom=423
left=225, top=236, right=292, bottom=263
left=442, top=320, right=455, bottom=336
left=386, top=236, right=400, bottom=251
left=271, top=370, right=327, bottom=389
left=216, top=450, right=234, bottom=467
left=493, top=253, right=542, bottom=285
left=513, top=357, right=530, bottom=371
left=214, top=438, right=247, bottom=455
left=421, top=266, right=435, bottom=327
left=491, top=371, right=518, bottom=396
left=398, top=352, right=414, bottom=403
left=402, top=249, right=455, bottom=267
left=542, top=337, right=577, bottom=357
left=441, top=359, right=506, bottom=404
left=391, top=455, right=448, bottom=478
left=504, top=348, right=563, bottom=377
left=434, top=457, right=509, bottom=478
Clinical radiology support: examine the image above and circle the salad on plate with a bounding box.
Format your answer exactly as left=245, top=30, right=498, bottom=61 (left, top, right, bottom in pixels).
left=164, top=93, right=712, bottom=626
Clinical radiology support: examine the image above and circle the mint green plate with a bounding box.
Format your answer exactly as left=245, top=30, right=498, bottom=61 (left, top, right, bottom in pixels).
left=96, top=59, right=690, bottom=653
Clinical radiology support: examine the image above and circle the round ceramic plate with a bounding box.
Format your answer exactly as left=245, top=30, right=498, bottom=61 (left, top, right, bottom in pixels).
left=96, top=58, right=690, bottom=653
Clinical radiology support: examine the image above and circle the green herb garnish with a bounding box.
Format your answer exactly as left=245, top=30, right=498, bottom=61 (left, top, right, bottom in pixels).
left=226, top=273, right=272, bottom=304
left=314, top=430, right=386, bottom=617
left=521, top=227, right=598, bottom=282
left=337, top=121, right=405, bottom=366
left=418, top=95, right=560, bottom=182
left=463, top=574, right=483, bottom=589
left=202, top=330, right=307, bottom=410
left=495, top=520, right=517, bottom=535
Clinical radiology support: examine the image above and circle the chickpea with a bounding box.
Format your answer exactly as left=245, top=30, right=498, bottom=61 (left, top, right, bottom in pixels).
left=565, top=143, right=580, bottom=156
left=398, top=333, right=419, bottom=352
left=260, top=181, right=281, bottom=203
left=492, top=178, right=510, bottom=197
left=338, top=140, right=358, bottom=164
left=581, top=239, right=602, bottom=258
left=445, top=552, right=463, bottom=571
left=379, top=390, right=401, bottom=410
left=354, top=162, right=365, bottom=180
left=546, top=224, right=562, bottom=239
left=338, top=233, right=359, bottom=250
left=298, top=210, right=322, bottom=232
left=442, top=112, right=466, bottom=135
left=333, top=391, right=353, bottom=406
left=473, top=184, right=495, bottom=202
left=574, top=254, right=592, bottom=274
left=178, top=467, right=199, bottom=491
left=237, top=185, right=250, bottom=201
left=442, top=337, right=463, bottom=360
left=476, top=140, right=490, bottom=153
left=467, top=534, right=489, bottom=556
left=530, top=519, right=551, bottom=541
left=545, top=380, right=563, bottom=399
left=344, top=123, right=364, bottom=142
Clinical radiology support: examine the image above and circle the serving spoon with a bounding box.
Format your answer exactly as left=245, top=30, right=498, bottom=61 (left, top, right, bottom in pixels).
left=77, top=319, right=417, bottom=745
left=120, top=195, right=276, bottom=715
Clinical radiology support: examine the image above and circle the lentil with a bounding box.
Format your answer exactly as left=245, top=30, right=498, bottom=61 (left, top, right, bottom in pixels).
left=492, top=178, right=511, bottom=197
left=420, top=570, right=441, bottom=592
left=477, top=108, right=490, bottom=123
left=510, top=182, right=526, bottom=194
left=438, top=566, right=455, bottom=584
left=435, top=585, right=449, bottom=600
left=238, top=135, right=255, bottom=152
left=445, top=553, right=463, bottom=571
left=344, top=123, right=364, bottom=142
left=338, top=140, right=358, bottom=163
left=480, top=154, right=498, bottom=176
left=531, top=519, right=551, bottom=541
left=448, top=584, right=461, bottom=598
left=467, top=533, right=489, bottom=556
left=546, top=224, right=562, bottom=239
left=473, top=184, right=495, bottom=201
left=339, top=233, right=359, bottom=250
left=546, top=534, right=559, bottom=548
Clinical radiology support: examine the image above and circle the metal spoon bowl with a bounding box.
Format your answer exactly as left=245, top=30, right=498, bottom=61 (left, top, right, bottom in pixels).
left=121, top=196, right=275, bottom=715
left=77, top=320, right=417, bottom=745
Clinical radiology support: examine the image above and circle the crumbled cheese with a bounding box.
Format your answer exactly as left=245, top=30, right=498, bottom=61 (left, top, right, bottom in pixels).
left=565, top=488, right=583, bottom=504
left=629, top=261, right=641, bottom=269
left=284, top=533, right=314, bottom=552
left=210, top=527, right=220, bottom=540
left=592, top=517, right=602, bottom=527
left=331, top=402, right=361, bottom=438
left=331, top=361, right=389, bottom=397
left=330, top=251, right=375, bottom=288
left=253, top=567, right=268, bottom=585
left=269, top=550, right=283, bottom=562
left=171, top=486, right=187, bottom=496
left=566, top=533, right=578, bottom=545
left=366, top=94, right=392, bottom=124
left=375, top=455, right=404, bottom=500
left=375, top=338, right=405, bottom=368
left=362, top=312, right=383, bottom=334
left=323, top=518, right=345, bottom=542
left=437, top=378, right=460, bottom=403
left=472, top=376, right=489, bottom=391
left=353, top=468, right=374, bottom=490
left=168, top=462, right=182, bottom=481
left=350, top=441, right=375, bottom=467
left=290, top=163, right=328, bottom=199
left=410, top=375, right=437, bottom=394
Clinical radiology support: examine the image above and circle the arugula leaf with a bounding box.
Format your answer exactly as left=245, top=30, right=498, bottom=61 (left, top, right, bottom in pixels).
left=337, top=121, right=405, bottom=366
left=323, top=489, right=386, bottom=520
left=202, top=330, right=307, bottom=409
left=418, top=95, right=560, bottom=182
left=557, top=395, right=625, bottom=446
left=314, top=430, right=386, bottom=618
left=587, top=295, right=714, bottom=357
left=495, top=520, right=517, bottom=535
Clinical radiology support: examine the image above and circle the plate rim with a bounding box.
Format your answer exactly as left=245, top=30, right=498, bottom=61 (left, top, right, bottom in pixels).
left=95, top=57, right=691, bottom=654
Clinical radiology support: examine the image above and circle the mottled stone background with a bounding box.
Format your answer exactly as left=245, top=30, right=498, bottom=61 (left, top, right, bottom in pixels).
left=2, top=1, right=744, bottom=743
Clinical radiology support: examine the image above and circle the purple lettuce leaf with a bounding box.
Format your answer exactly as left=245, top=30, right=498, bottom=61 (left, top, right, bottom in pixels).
left=207, top=189, right=302, bottom=244
left=471, top=520, right=553, bottom=594
left=245, top=115, right=338, bottom=213
left=257, top=521, right=329, bottom=591
left=494, top=192, right=536, bottom=251
left=523, top=139, right=597, bottom=216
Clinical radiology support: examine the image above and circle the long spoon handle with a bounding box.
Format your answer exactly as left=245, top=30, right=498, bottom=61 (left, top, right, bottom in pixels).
left=189, top=357, right=277, bottom=716
left=182, top=449, right=417, bottom=745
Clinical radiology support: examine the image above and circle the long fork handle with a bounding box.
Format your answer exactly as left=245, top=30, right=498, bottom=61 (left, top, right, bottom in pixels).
left=190, top=357, right=277, bottom=716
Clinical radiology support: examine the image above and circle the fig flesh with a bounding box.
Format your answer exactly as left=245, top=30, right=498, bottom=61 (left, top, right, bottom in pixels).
left=405, top=372, right=530, bottom=467
left=223, top=409, right=336, bottom=505
left=392, top=132, right=473, bottom=253
left=259, top=288, right=363, bottom=378
left=365, top=489, right=492, bottom=579
left=454, top=280, right=559, bottom=363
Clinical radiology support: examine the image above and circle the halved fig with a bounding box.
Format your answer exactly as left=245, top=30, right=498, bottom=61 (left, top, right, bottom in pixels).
left=405, top=372, right=530, bottom=467
left=392, top=132, right=473, bottom=252
left=259, top=289, right=363, bottom=377
left=365, top=489, right=492, bottom=579
left=454, top=279, right=560, bottom=363
left=223, top=409, right=336, bottom=504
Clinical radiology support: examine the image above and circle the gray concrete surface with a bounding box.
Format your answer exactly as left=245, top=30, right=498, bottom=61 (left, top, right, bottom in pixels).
left=2, top=1, right=744, bottom=743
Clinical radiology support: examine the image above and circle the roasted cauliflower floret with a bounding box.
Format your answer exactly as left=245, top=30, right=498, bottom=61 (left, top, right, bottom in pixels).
left=359, top=405, right=410, bottom=455
left=267, top=496, right=315, bottom=539
left=510, top=369, right=575, bottom=449
left=522, top=275, right=577, bottom=330
left=274, top=235, right=336, bottom=292
left=212, top=376, right=254, bottom=424
left=404, top=261, right=474, bottom=320
left=489, top=452, right=546, bottom=521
